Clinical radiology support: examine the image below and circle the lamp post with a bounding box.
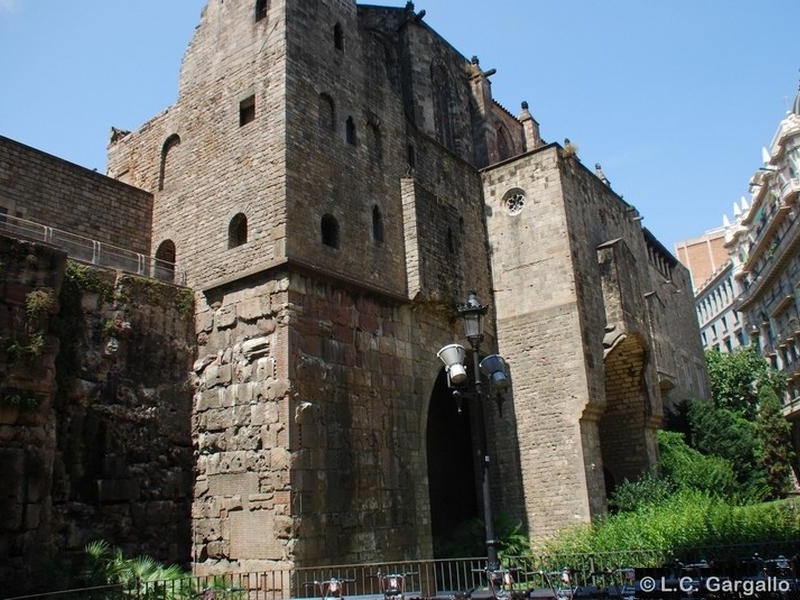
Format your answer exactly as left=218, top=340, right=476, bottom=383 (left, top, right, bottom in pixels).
left=436, top=291, right=509, bottom=571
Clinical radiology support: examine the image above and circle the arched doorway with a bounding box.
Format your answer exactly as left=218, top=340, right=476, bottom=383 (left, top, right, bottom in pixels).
left=426, top=368, right=480, bottom=557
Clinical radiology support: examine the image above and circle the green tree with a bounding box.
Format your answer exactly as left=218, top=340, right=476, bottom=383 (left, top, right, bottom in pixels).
left=705, top=347, right=777, bottom=419
left=757, top=383, right=796, bottom=498
left=694, top=347, right=793, bottom=498
left=658, top=430, right=738, bottom=496
left=686, top=399, right=766, bottom=497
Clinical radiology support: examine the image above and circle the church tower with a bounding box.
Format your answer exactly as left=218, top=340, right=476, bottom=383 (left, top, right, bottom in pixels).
left=106, top=0, right=707, bottom=575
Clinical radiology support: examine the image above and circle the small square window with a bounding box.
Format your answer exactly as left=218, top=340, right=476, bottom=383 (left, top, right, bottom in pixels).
left=239, top=95, right=256, bottom=126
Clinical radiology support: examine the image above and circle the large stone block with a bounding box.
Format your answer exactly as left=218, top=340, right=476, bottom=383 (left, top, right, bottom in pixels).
left=208, top=472, right=259, bottom=497
left=229, top=510, right=283, bottom=560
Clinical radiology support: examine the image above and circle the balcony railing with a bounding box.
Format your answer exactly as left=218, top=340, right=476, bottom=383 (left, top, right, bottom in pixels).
left=0, top=214, right=185, bottom=286
left=737, top=211, right=800, bottom=310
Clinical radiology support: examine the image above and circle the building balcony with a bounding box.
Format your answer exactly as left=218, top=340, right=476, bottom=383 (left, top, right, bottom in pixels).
left=770, top=294, right=796, bottom=318
left=743, top=198, right=793, bottom=271
left=785, top=393, right=800, bottom=418
left=780, top=177, right=800, bottom=204
left=737, top=212, right=800, bottom=311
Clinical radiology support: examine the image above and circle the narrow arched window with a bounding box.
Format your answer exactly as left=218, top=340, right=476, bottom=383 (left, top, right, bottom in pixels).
left=255, top=0, right=268, bottom=22
left=228, top=213, right=248, bottom=248
left=239, top=95, right=256, bottom=126
left=431, top=62, right=455, bottom=151
left=334, top=23, right=344, bottom=51
left=319, top=94, right=335, bottom=131
left=154, top=239, right=176, bottom=282
left=497, top=125, right=512, bottom=161
left=346, top=116, right=357, bottom=145
left=372, top=205, right=384, bottom=244
left=158, top=134, right=181, bottom=191
left=321, top=214, right=340, bottom=248
left=367, top=123, right=382, bottom=165
left=407, top=144, right=416, bottom=172
left=446, top=227, right=455, bottom=254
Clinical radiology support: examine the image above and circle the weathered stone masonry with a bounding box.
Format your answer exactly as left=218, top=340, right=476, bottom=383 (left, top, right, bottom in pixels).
left=1, top=0, right=709, bottom=582
left=0, top=135, right=152, bottom=254
left=101, top=0, right=709, bottom=571
left=0, top=235, right=195, bottom=596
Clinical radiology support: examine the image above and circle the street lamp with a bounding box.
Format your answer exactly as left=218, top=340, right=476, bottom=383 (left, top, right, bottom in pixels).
left=436, top=291, right=510, bottom=571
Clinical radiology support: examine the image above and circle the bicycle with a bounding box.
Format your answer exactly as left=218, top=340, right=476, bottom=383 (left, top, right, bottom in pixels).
left=524, top=567, right=576, bottom=600
left=472, top=566, right=525, bottom=600
left=374, top=570, right=417, bottom=600
left=304, top=576, right=356, bottom=600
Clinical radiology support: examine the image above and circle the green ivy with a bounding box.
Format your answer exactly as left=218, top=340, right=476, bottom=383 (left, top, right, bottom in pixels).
left=6, top=331, right=45, bottom=362
left=63, top=261, right=114, bottom=304
left=25, top=288, right=56, bottom=323
left=174, top=288, right=195, bottom=319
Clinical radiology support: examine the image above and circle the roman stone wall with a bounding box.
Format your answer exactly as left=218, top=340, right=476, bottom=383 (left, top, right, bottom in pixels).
left=52, top=269, right=195, bottom=564
left=107, top=0, right=288, bottom=289
left=0, top=135, right=152, bottom=254
left=288, top=275, right=429, bottom=566
left=0, top=234, right=195, bottom=596
left=191, top=266, right=474, bottom=573
left=0, top=236, right=64, bottom=595
left=191, top=273, right=292, bottom=576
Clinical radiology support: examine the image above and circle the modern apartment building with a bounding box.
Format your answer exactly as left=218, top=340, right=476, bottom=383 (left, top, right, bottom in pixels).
left=678, top=226, right=748, bottom=354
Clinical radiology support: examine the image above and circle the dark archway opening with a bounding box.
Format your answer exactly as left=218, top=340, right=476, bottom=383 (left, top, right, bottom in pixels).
left=427, top=368, right=480, bottom=557
left=154, top=239, right=176, bottom=282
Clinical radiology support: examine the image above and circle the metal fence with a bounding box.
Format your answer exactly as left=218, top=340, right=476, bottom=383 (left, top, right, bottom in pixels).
left=0, top=214, right=185, bottom=286
left=8, top=544, right=800, bottom=600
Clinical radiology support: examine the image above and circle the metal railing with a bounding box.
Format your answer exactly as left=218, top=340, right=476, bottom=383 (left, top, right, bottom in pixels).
left=11, top=544, right=800, bottom=600
left=0, top=214, right=185, bottom=286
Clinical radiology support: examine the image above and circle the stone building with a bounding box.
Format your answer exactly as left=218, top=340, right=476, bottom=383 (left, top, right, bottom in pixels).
left=0, top=137, right=196, bottom=593
left=1, top=0, right=707, bottom=577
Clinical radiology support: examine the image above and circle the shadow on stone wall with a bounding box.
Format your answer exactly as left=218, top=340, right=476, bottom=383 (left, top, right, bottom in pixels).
left=0, top=234, right=196, bottom=596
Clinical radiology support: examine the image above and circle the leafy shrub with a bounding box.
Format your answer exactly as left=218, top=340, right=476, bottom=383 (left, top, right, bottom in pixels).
left=542, top=491, right=800, bottom=567
left=609, top=471, right=674, bottom=513
left=658, top=430, right=737, bottom=496
left=436, top=514, right=531, bottom=561
left=83, top=540, right=189, bottom=598
left=685, top=399, right=766, bottom=497
left=705, top=348, right=778, bottom=419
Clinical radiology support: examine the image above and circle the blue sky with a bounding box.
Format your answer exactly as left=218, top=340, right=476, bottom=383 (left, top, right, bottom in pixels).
left=1, top=1, right=799, bottom=253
